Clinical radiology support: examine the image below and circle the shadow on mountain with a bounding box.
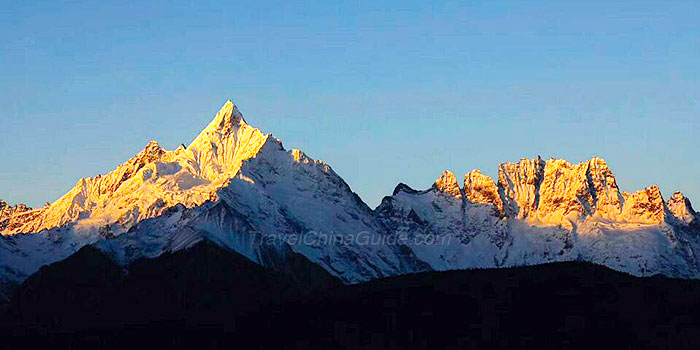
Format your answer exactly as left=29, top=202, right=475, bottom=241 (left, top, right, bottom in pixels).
left=2, top=243, right=700, bottom=349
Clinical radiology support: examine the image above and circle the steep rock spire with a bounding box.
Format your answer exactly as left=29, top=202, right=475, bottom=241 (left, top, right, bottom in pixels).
left=498, top=156, right=546, bottom=219
left=433, top=170, right=462, bottom=198
left=534, top=157, right=623, bottom=224
left=621, top=185, right=667, bottom=224
left=187, top=100, right=269, bottom=182
left=0, top=200, right=34, bottom=233
left=585, top=157, right=623, bottom=219
left=667, top=192, right=697, bottom=225
left=536, top=158, right=591, bottom=223
left=463, top=170, right=504, bottom=213
left=188, top=100, right=246, bottom=148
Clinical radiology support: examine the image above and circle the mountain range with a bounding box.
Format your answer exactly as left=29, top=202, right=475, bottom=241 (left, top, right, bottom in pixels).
left=2, top=99, right=700, bottom=297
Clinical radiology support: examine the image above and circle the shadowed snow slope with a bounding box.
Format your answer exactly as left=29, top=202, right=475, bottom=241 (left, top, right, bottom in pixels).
left=2, top=100, right=700, bottom=292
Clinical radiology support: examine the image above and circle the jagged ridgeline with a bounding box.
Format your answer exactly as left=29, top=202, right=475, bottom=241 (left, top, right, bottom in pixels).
left=2, top=100, right=700, bottom=294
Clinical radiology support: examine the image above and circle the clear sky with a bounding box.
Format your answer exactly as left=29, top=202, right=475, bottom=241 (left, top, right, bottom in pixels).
left=1, top=0, right=698, bottom=208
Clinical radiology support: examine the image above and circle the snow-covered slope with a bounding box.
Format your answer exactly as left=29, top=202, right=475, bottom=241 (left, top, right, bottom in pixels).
left=2, top=100, right=700, bottom=291
left=96, top=137, right=430, bottom=283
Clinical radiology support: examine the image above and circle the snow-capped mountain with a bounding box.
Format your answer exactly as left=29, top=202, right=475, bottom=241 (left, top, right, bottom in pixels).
left=2, top=100, right=700, bottom=292
left=0, top=100, right=428, bottom=289
left=378, top=158, right=700, bottom=278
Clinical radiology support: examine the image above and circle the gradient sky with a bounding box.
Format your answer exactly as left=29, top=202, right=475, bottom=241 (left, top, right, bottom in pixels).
left=1, top=0, right=698, bottom=208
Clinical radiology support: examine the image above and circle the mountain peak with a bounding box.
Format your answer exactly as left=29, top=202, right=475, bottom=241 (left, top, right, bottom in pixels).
left=620, top=185, right=667, bottom=224
left=433, top=170, right=462, bottom=198
left=190, top=100, right=246, bottom=146
left=291, top=149, right=309, bottom=163
left=667, top=191, right=697, bottom=225
left=217, top=99, right=246, bottom=125
left=498, top=156, right=546, bottom=218
left=185, top=99, right=269, bottom=182
left=392, top=183, right=419, bottom=196
left=138, top=140, right=166, bottom=159
left=588, top=156, right=608, bottom=166
left=463, top=169, right=504, bottom=213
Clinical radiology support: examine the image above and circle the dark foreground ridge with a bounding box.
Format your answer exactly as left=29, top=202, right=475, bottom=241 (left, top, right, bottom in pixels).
left=2, top=241, right=700, bottom=350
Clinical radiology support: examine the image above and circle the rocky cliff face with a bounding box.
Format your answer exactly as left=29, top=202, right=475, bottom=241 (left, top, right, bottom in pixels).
left=186, top=101, right=270, bottom=183
left=0, top=201, right=36, bottom=233
left=463, top=169, right=504, bottom=215
left=433, top=170, right=463, bottom=199
left=667, top=192, right=698, bottom=225
left=456, top=156, right=673, bottom=227
left=531, top=157, right=625, bottom=225
left=621, top=186, right=668, bottom=224
left=2, top=100, right=700, bottom=290
left=498, top=157, right=546, bottom=219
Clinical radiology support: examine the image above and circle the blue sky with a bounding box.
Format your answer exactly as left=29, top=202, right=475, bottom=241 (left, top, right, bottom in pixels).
left=1, top=0, right=698, bottom=208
